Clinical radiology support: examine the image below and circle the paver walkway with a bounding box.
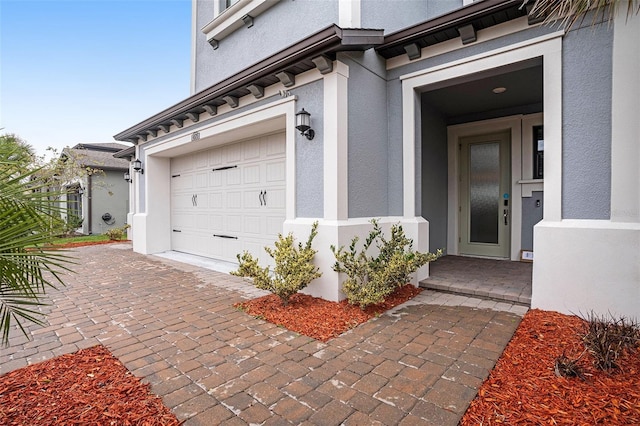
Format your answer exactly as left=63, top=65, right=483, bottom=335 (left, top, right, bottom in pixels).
left=0, top=243, right=527, bottom=425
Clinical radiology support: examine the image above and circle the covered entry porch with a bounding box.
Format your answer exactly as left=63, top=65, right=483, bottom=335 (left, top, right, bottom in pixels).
left=421, top=255, right=532, bottom=306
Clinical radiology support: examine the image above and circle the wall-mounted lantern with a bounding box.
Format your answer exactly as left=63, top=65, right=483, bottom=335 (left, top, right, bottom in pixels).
left=295, top=108, right=315, bottom=140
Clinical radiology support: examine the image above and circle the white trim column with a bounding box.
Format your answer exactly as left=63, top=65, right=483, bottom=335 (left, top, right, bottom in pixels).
left=323, top=61, right=349, bottom=220
left=610, top=13, right=640, bottom=224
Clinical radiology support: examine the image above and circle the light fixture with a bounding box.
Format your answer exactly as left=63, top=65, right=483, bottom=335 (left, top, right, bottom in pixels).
left=124, top=170, right=132, bottom=183
left=78, top=186, right=84, bottom=195
left=295, top=108, right=315, bottom=140
left=132, top=159, right=144, bottom=174
left=492, top=87, right=507, bottom=94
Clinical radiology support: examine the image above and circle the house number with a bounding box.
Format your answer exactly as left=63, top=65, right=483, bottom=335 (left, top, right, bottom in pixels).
left=191, top=131, right=200, bottom=141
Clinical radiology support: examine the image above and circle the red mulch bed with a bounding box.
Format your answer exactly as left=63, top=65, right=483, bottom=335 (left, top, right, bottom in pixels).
left=234, top=284, right=423, bottom=342
left=461, top=309, right=640, bottom=425
left=0, top=345, right=179, bottom=425
left=49, top=240, right=130, bottom=249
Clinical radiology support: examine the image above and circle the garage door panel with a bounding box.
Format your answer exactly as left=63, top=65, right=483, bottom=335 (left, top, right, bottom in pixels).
left=244, top=140, right=261, bottom=161
left=266, top=161, right=286, bottom=183
left=244, top=190, right=262, bottom=209
left=244, top=215, right=261, bottom=235
left=225, top=144, right=242, bottom=163
left=195, top=153, right=208, bottom=169
left=209, top=149, right=222, bottom=167
left=209, top=192, right=224, bottom=209
left=266, top=215, right=284, bottom=237
left=263, top=188, right=285, bottom=209
left=227, top=215, right=242, bottom=233
left=195, top=172, right=209, bottom=188
left=171, top=132, right=285, bottom=265
left=209, top=237, right=224, bottom=258
left=226, top=168, right=241, bottom=185
left=210, top=214, right=223, bottom=232
left=209, top=171, right=223, bottom=187
left=172, top=212, right=195, bottom=229
left=227, top=191, right=242, bottom=209
left=195, top=213, right=208, bottom=230
left=173, top=193, right=196, bottom=210
left=172, top=174, right=193, bottom=190
left=172, top=155, right=193, bottom=173
left=243, top=164, right=260, bottom=184
left=266, top=133, right=285, bottom=157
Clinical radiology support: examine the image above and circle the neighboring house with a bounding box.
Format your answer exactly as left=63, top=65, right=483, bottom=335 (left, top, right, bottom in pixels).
left=114, top=0, right=639, bottom=318
left=62, top=143, right=131, bottom=235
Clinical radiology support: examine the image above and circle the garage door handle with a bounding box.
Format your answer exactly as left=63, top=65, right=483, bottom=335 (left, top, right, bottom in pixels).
left=213, top=234, right=238, bottom=239
left=259, top=191, right=264, bottom=206
left=172, top=229, right=182, bottom=232
left=212, top=165, right=238, bottom=172
left=262, top=190, right=267, bottom=206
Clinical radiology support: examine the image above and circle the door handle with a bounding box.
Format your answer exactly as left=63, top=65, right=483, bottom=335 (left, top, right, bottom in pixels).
left=195, top=194, right=197, bottom=207
left=259, top=191, right=264, bottom=206
left=191, top=194, right=195, bottom=206
left=503, top=209, right=509, bottom=226
left=262, top=190, right=267, bottom=206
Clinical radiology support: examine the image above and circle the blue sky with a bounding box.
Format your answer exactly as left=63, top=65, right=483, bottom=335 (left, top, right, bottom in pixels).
left=1, top=0, right=192, bottom=158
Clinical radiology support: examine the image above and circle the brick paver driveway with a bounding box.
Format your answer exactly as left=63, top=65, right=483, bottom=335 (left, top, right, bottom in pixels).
left=0, top=243, right=526, bottom=425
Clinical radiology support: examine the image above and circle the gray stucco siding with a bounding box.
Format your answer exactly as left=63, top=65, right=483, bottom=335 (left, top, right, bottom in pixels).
left=195, top=0, right=338, bottom=92
left=561, top=21, right=613, bottom=220
left=361, top=0, right=463, bottom=35
left=91, top=170, right=129, bottom=234
left=341, top=51, right=389, bottom=218
left=421, top=102, right=448, bottom=252
left=292, top=80, right=324, bottom=218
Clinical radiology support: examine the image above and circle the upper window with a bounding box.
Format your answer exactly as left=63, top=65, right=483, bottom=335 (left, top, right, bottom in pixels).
left=202, top=0, right=279, bottom=46
left=225, top=0, right=241, bottom=11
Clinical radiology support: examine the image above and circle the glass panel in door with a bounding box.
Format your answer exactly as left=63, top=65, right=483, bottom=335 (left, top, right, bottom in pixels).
left=459, top=131, right=511, bottom=258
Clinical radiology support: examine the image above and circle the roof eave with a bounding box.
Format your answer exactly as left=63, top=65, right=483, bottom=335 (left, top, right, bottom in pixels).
left=376, top=0, right=523, bottom=58
left=114, top=25, right=383, bottom=142
left=113, top=146, right=135, bottom=159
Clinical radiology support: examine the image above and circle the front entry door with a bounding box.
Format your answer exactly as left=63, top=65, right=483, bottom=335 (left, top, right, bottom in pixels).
left=459, top=131, right=511, bottom=258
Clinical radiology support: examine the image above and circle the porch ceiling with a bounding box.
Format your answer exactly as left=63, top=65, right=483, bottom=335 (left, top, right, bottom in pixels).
left=421, top=62, right=543, bottom=122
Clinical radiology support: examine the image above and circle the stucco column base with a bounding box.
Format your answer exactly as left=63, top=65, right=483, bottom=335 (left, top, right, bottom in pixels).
left=131, top=213, right=171, bottom=255
left=284, top=216, right=430, bottom=302
left=532, top=220, right=640, bottom=319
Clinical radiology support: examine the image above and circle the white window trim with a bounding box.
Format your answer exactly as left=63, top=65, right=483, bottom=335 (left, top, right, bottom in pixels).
left=201, top=0, right=280, bottom=45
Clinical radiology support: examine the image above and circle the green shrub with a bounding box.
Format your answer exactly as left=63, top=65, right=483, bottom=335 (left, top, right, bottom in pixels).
left=64, top=214, right=84, bottom=235
left=331, top=219, right=442, bottom=309
left=231, top=222, right=322, bottom=306
left=105, top=224, right=130, bottom=241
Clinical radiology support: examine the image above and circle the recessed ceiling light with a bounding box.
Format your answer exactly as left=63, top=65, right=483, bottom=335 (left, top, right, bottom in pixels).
left=492, top=87, right=507, bottom=94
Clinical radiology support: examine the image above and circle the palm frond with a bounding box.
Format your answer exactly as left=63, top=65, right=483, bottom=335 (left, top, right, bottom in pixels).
left=524, top=0, right=640, bottom=30
left=0, top=142, right=77, bottom=346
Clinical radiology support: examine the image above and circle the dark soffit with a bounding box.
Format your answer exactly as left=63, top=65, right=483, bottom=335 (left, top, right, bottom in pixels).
left=376, top=0, right=527, bottom=59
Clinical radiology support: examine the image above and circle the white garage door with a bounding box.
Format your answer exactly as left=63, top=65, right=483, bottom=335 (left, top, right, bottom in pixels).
left=170, top=132, right=286, bottom=265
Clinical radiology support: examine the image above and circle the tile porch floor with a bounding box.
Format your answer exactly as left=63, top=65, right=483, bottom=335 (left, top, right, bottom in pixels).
left=420, top=255, right=533, bottom=306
